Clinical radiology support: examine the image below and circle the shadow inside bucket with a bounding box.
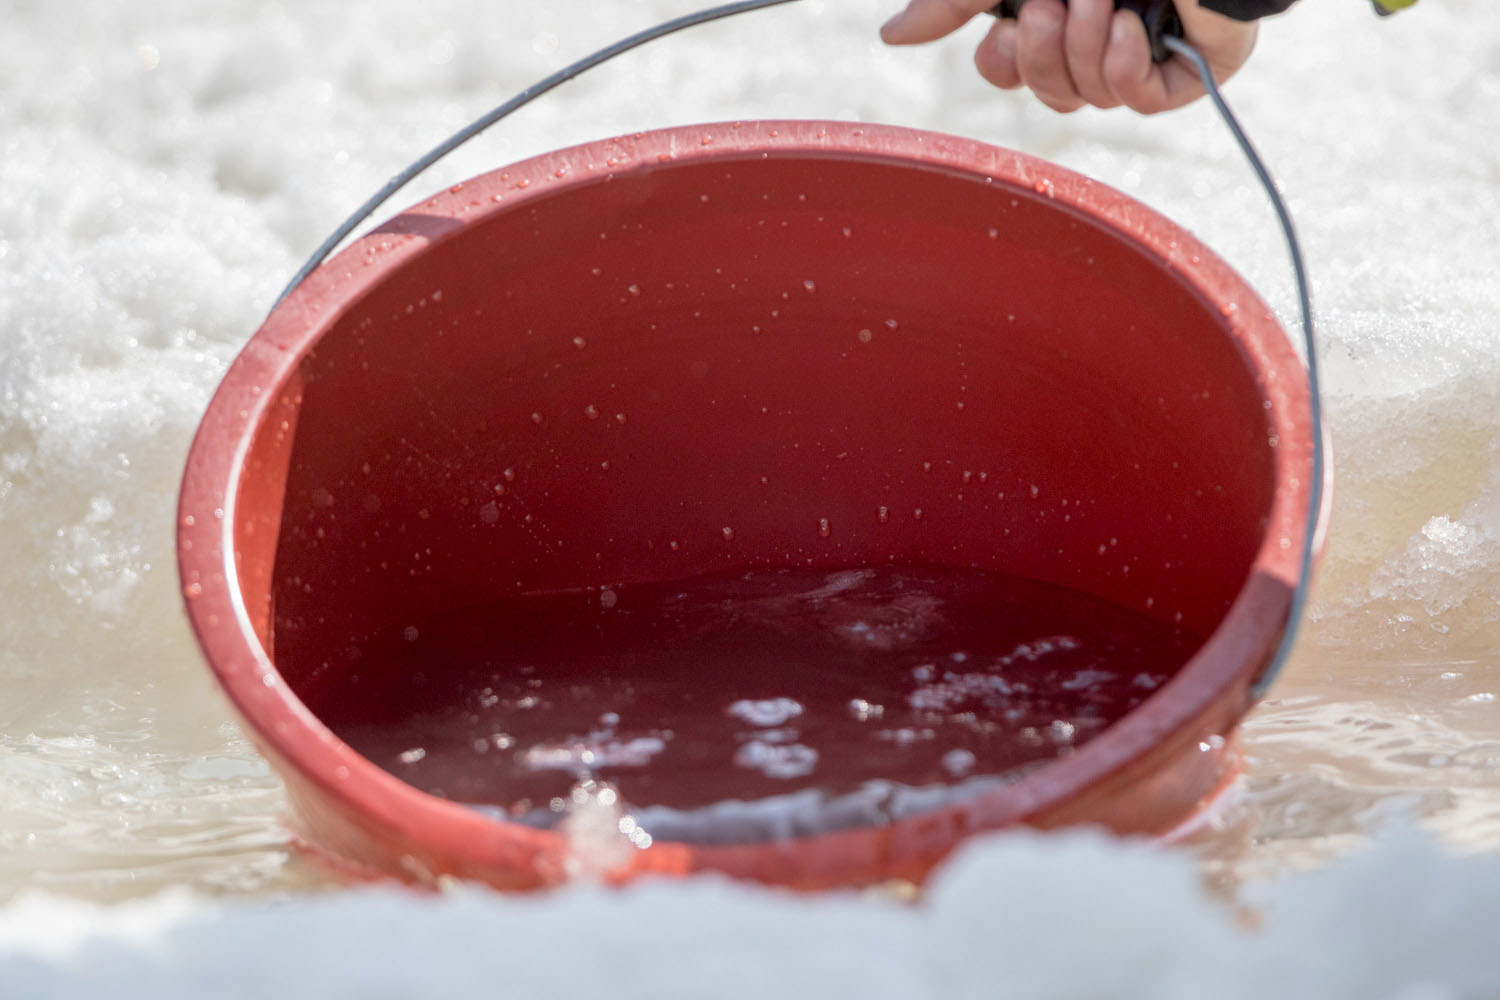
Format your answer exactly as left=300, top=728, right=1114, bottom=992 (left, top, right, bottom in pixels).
left=211, top=123, right=1296, bottom=883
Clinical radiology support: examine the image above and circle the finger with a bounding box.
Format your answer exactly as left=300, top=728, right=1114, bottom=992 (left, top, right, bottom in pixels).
left=1062, top=0, right=1121, bottom=108
left=1015, top=0, right=1085, bottom=114
left=881, top=0, right=997, bottom=45
left=974, top=19, right=1023, bottom=90
left=1175, top=0, right=1259, bottom=83
left=1102, top=9, right=1206, bottom=114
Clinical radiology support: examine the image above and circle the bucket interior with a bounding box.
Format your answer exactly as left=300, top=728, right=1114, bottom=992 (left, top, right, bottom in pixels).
left=229, top=136, right=1276, bottom=842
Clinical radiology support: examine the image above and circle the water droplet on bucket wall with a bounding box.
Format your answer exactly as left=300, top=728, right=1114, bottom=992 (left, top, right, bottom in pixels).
left=858, top=328, right=873, bottom=344
left=403, top=626, right=420, bottom=642
left=818, top=518, right=831, bottom=538
left=584, top=405, right=600, bottom=420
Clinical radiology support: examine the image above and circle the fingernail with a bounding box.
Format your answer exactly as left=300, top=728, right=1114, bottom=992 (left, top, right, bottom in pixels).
left=1110, top=11, right=1131, bottom=44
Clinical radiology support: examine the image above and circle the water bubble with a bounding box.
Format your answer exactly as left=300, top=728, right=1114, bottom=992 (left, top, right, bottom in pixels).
left=479, top=501, right=500, bottom=524
left=728, top=698, right=803, bottom=727
left=858, top=328, right=873, bottom=344
left=618, top=814, right=653, bottom=849
left=733, top=740, right=817, bottom=779
left=403, top=626, right=420, bottom=642
left=398, top=747, right=426, bottom=764
left=942, top=749, right=977, bottom=776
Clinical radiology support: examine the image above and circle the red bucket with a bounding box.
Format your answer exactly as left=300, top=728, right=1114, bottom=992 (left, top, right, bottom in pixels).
left=178, top=121, right=1320, bottom=890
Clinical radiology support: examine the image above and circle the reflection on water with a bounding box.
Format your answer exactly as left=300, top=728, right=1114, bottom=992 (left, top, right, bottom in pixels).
left=1190, top=643, right=1500, bottom=894
left=0, top=726, right=340, bottom=903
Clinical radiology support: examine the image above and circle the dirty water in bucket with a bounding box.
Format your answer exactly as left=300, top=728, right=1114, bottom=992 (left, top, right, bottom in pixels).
left=320, top=565, right=1196, bottom=841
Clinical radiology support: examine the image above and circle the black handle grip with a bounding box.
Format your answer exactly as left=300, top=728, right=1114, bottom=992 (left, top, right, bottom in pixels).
left=989, top=0, right=1183, bottom=63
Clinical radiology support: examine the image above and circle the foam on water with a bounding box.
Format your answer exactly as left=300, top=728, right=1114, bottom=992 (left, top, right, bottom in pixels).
left=2, top=0, right=1499, bottom=990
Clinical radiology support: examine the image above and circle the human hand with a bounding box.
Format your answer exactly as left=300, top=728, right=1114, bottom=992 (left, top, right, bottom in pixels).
left=880, top=0, right=1259, bottom=114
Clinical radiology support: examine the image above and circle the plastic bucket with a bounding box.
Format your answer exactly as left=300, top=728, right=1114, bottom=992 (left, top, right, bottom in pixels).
left=178, top=120, right=1320, bottom=889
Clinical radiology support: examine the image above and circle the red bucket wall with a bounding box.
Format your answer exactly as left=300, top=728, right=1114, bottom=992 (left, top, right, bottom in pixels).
left=246, top=145, right=1274, bottom=711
